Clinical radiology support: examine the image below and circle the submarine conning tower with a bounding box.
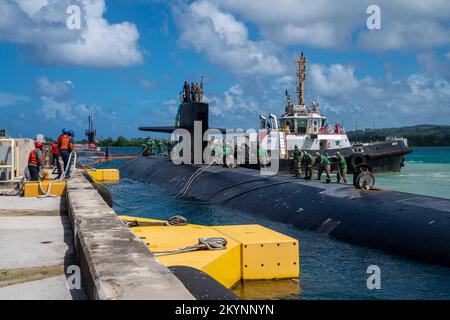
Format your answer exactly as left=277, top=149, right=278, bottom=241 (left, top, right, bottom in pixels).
left=139, top=101, right=212, bottom=163
left=139, top=78, right=229, bottom=163
left=177, top=101, right=209, bottom=131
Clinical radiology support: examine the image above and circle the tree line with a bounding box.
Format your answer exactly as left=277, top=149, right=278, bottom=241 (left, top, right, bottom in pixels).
left=347, top=125, right=450, bottom=147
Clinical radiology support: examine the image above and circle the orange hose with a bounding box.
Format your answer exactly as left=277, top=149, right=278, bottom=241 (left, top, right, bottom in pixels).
left=87, top=155, right=139, bottom=167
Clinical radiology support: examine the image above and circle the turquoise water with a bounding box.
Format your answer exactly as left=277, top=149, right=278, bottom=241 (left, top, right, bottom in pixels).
left=98, top=147, right=450, bottom=300
left=376, top=147, right=450, bottom=199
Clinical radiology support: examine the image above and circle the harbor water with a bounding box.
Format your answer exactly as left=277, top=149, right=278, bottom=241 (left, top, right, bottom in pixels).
left=98, top=147, right=450, bottom=299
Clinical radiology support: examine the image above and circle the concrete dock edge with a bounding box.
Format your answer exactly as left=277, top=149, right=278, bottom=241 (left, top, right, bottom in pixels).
left=66, top=169, right=194, bottom=300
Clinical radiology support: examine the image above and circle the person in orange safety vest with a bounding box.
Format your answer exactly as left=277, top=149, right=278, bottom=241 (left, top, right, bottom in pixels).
left=28, top=141, right=44, bottom=181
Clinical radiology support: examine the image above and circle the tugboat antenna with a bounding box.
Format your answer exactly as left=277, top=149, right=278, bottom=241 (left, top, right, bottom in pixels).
left=296, top=52, right=307, bottom=106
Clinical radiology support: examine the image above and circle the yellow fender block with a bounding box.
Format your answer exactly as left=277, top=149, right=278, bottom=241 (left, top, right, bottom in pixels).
left=121, top=216, right=241, bottom=289
left=214, top=225, right=299, bottom=280
left=120, top=216, right=300, bottom=288
left=87, top=169, right=120, bottom=182
left=24, top=180, right=66, bottom=197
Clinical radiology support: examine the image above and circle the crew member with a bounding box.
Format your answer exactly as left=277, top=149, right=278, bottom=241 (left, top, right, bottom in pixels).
left=208, top=136, right=219, bottom=162
left=57, top=128, right=68, bottom=146
left=142, top=144, right=149, bottom=157
left=167, top=140, right=175, bottom=160
left=28, top=141, right=44, bottom=181
left=51, top=141, right=62, bottom=175
left=302, top=151, right=314, bottom=180
left=293, top=145, right=302, bottom=178
left=223, top=141, right=235, bottom=167
left=58, top=129, right=73, bottom=177
left=148, top=140, right=155, bottom=155
left=335, top=151, right=348, bottom=184
left=157, top=140, right=165, bottom=156
left=258, top=147, right=268, bottom=167
left=195, top=83, right=201, bottom=102
left=191, top=82, right=198, bottom=102
left=183, top=81, right=190, bottom=102
left=315, top=152, right=331, bottom=183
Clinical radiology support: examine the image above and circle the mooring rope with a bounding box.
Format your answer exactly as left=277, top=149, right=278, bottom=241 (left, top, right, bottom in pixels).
left=176, top=159, right=216, bottom=197
left=36, top=151, right=78, bottom=198
left=122, top=215, right=188, bottom=228
left=152, top=237, right=228, bottom=256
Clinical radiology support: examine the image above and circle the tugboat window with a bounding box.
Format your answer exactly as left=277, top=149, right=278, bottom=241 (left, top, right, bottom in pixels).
left=313, top=120, right=319, bottom=133
left=296, top=119, right=307, bottom=134
left=283, top=120, right=295, bottom=133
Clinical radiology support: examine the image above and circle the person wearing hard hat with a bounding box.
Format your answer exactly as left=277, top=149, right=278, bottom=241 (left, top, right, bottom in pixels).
left=58, top=129, right=74, bottom=176
left=28, top=141, right=44, bottom=181
left=57, top=128, right=68, bottom=150
left=51, top=140, right=62, bottom=175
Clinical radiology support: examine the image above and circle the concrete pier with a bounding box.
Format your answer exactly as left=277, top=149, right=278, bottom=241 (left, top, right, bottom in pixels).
left=0, top=197, right=86, bottom=300
left=0, top=168, right=194, bottom=300
left=66, top=169, right=194, bottom=300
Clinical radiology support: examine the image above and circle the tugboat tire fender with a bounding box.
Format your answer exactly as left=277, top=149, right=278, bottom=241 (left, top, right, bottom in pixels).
left=350, top=154, right=367, bottom=169
left=352, top=164, right=373, bottom=188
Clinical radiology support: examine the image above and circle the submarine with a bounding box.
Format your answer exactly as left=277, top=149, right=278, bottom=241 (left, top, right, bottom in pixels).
left=124, top=69, right=450, bottom=268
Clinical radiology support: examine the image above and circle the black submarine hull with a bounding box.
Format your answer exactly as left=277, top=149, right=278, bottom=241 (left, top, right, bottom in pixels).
left=121, top=156, right=450, bottom=267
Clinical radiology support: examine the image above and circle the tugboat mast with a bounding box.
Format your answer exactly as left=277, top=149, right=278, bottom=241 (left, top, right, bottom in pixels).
left=296, top=52, right=307, bottom=107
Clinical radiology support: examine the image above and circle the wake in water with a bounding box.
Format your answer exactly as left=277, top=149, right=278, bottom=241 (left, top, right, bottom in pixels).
left=376, top=162, right=450, bottom=199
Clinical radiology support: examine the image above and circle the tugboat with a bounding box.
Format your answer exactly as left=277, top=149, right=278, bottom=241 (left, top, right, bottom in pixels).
left=76, top=115, right=105, bottom=158
left=258, top=53, right=412, bottom=175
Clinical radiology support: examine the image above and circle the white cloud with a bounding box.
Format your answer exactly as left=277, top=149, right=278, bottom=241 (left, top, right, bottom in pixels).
left=208, top=84, right=258, bottom=117
left=0, top=0, right=143, bottom=67
left=15, top=0, right=48, bottom=16
left=358, top=21, right=450, bottom=51
left=206, top=62, right=450, bottom=130
left=207, top=0, right=450, bottom=51
left=310, top=64, right=360, bottom=98
left=41, top=96, right=102, bottom=125
left=0, top=92, right=30, bottom=107
left=35, top=76, right=107, bottom=126
left=216, top=0, right=358, bottom=48
left=173, top=0, right=285, bottom=76
left=307, top=64, right=450, bottom=127
left=36, top=76, right=73, bottom=101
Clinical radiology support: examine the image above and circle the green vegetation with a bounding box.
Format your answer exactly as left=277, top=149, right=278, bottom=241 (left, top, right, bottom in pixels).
left=96, top=136, right=163, bottom=147
left=347, top=125, right=450, bottom=147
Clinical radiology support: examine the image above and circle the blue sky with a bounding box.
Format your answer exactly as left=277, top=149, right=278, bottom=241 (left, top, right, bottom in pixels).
left=1, top=0, right=450, bottom=140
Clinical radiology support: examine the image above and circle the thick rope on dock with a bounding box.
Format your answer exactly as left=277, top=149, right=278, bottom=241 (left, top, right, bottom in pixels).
left=122, top=215, right=188, bottom=227
left=152, top=237, right=228, bottom=257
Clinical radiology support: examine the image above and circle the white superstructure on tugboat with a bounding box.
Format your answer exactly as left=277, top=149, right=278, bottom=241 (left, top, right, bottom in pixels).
left=259, top=53, right=412, bottom=173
